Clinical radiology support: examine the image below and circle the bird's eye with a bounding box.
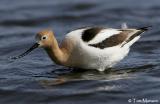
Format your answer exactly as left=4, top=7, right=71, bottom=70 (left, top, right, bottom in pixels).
left=41, top=36, right=47, bottom=40
left=43, top=37, right=46, bottom=39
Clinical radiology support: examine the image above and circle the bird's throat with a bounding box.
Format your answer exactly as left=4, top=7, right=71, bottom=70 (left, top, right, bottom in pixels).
left=44, top=46, right=68, bottom=65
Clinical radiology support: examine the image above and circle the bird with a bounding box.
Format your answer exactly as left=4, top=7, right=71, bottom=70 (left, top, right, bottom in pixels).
left=12, top=24, right=150, bottom=71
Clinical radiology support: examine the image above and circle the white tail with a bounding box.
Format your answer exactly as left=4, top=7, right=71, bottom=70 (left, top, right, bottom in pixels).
left=121, top=23, right=128, bottom=29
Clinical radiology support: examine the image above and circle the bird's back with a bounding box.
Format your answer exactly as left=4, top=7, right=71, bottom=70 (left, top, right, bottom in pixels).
left=61, top=26, right=148, bottom=71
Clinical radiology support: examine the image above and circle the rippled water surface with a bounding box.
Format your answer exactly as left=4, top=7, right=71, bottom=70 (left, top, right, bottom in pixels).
left=0, top=0, right=160, bottom=104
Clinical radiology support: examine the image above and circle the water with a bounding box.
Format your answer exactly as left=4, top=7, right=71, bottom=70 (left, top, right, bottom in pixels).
left=0, top=0, right=160, bottom=104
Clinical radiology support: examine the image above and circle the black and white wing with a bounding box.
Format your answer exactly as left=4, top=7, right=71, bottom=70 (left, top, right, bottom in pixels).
left=80, top=27, right=149, bottom=49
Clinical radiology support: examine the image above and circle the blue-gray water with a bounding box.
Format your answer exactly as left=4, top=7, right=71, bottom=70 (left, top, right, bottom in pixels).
left=0, top=0, right=160, bottom=104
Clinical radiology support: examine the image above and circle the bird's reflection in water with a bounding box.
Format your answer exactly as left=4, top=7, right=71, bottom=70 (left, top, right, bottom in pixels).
left=39, top=64, right=154, bottom=88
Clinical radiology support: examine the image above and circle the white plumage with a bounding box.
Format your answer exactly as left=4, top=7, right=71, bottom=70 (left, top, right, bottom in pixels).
left=88, top=29, right=121, bottom=44
left=60, top=26, right=148, bottom=71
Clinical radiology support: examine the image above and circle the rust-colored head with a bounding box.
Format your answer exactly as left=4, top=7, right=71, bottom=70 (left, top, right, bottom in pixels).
left=11, top=29, right=55, bottom=59
left=36, top=29, right=55, bottom=48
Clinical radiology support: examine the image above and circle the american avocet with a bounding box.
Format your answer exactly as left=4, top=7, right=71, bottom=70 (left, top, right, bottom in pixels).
left=12, top=24, right=150, bottom=71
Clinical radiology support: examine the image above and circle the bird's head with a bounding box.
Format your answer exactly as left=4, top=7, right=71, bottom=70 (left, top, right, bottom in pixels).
left=35, top=29, right=54, bottom=48
left=12, top=29, right=55, bottom=59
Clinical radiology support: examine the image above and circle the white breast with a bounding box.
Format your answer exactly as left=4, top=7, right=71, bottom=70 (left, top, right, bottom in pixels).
left=62, top=27, right=141, bottom=71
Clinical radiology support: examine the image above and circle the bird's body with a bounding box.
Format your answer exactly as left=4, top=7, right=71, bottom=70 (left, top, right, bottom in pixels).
left=59, top=27, right=142, bottom=71
left=13, top=25, right=149, bottom=71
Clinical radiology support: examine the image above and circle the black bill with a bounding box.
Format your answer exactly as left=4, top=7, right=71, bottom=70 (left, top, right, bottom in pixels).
left=11, top=43, right=39, bottom=60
